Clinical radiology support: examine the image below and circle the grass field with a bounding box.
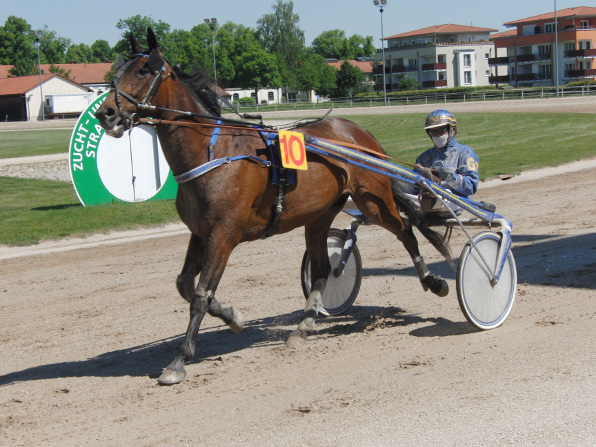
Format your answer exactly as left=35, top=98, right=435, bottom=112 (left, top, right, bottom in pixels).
left=0, top=128, right=73, bottom=159
left=1, top=112, right=595, bottom=246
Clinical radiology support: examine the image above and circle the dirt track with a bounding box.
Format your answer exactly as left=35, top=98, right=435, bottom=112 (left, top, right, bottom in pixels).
left=1, top=98, right=595, bottom=446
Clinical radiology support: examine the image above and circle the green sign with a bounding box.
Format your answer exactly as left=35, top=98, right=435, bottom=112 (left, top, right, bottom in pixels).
left=69, top=93, right=177, bottom=206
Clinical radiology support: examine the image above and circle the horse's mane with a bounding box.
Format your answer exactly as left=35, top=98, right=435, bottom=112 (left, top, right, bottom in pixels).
left=173, top=65, right=221, bottom=117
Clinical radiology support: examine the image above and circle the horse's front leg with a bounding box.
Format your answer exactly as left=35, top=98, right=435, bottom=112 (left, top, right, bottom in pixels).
left=159, top=235, right=236, bottom=385
left=176, top=234, right=244, bottom=333
left=176, top=234, right=202, bottom=303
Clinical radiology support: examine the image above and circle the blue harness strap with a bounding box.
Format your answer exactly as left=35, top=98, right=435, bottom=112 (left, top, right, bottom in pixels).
left=174, top=155, right=271, bottom=184
left=208, top=120, right=221, bottom=160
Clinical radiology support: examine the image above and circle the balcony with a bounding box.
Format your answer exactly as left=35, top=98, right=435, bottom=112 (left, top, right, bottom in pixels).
left=372, top=66, right=391, bottom=75
left=516, top=73, right=537, bottom=81
left=422, top=79, right=448, bottom=88
left=516, top=54, right=537, bottom=63
left=391, top=65, right=407, bottom=73
left=489, top=75, right=510, bottom=84
left=565, top=68, right=596, bottom=78
left=565, top=49, right=596, bottom=58
left=488, top=56, right=509, bottom=65
left=421, top=63, right=447, bottom=71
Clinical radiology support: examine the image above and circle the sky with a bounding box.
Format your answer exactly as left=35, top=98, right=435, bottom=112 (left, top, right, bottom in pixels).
left=1, top=0, right=583, bottom=48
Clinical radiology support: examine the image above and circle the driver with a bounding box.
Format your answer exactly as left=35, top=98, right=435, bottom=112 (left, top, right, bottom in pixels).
left=417, top=109, right=479, bottom=198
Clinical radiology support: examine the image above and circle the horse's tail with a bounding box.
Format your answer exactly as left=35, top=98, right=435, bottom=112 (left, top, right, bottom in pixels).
left=390, top=178, right=453, bottom=264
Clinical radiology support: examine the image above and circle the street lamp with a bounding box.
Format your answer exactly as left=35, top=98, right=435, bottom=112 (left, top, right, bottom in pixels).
left=554, top=0, right=559, bottom=97
left=31, top=30, right=45, bottom=121
left=373, top=0, right=387, bottom=106
left=204, top=18, right=218, bottom=86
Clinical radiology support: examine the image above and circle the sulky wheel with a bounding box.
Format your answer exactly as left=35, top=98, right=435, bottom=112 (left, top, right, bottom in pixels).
left=301, top=228, right=362, bottom=316
left=456, top=231, right=517, bottom=330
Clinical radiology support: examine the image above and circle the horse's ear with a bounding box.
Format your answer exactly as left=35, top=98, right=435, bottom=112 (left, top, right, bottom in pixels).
left=147, top=28, right=159, bottom=51
left=129, top=32, right=143, bottom=55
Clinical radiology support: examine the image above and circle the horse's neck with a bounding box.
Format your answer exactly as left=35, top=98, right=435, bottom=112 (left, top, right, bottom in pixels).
left=154, top=86, right=215, bottom=175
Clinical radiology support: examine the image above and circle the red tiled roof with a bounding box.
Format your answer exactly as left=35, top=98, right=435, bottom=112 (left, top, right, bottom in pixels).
left=0, top=62, right=112, bottom=84
left=0, top=73, right=91, bottom=95
left=504, top=6, right=596, bottom=26
left=328, top=60, right=373, bottom=74
left=489, top=29, right=517, bottom=40
left=386, top=24, right=497, bottom=40
left=0, top=74, right=56, bottom=95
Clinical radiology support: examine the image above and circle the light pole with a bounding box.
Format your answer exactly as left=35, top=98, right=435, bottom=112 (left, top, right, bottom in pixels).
left=31, top=30, right=45, bottom=121
left=554, top=0, right=559, bottom=97
left=373, top=0, right=387, bottom=106
left=204, top=18, right=218, bottom=86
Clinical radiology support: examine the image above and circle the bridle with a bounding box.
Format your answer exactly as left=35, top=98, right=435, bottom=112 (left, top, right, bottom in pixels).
left=110, top=50, right=169, bottom=122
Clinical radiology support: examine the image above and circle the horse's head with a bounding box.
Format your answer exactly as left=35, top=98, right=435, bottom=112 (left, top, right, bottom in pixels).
left=96, top=28, right=169, bottom=138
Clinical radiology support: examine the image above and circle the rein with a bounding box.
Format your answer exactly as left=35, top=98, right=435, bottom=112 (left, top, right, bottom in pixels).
left=136, top=117, right=417, bottom=169
left=113, top=52, right=417, bottom=170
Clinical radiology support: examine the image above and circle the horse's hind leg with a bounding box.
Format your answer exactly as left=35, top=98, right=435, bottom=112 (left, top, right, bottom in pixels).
left=353, top=193, right=449, bottom=297
left=176, top=234, right=243, bottom=332
left=288, top=200, right=346, bottom=344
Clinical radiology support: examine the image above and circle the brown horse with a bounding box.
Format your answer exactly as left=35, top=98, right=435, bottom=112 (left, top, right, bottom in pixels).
left=95, top=29, right=451, bottom=385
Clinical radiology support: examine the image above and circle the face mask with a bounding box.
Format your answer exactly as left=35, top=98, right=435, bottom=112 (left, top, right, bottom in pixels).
left=432, top=134, right=449, bottom=149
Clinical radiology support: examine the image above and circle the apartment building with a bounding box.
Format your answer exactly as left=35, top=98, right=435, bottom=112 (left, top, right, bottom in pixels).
left=373, top=24, right=499, bottom=91
left=489, top=6, right=596, bottom=87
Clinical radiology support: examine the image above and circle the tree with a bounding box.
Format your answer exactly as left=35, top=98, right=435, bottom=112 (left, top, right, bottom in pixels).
left=113, top=15, right=171, bottom=54
left=396, top=76, right=420, bottom=91
left=256, top=0, right=304, bottom=92
left=346, top=34, right=375, bottom=59
left=334, top=60, right=365, bottom=97
left=316, top=63, right=338, bottom=98
left=49, top=64, right=71, bottom=79
left=0, top=16, right=37, bottom=76
left=235, top=43, right=282, bottom=102
left=37, top=27, right=70, bottom=64
left=311, top=29, right=347, bottom=59
left=312, top=29, right=375, bottom=60
left=64, top=43, right=96, bottom=63
left=296, top=51, right=336, bottom=98
left=91, top=40, right=113, bottom=62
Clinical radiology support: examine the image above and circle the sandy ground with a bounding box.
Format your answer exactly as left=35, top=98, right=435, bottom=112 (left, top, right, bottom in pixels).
left=0, top=98, right=595, bottom=446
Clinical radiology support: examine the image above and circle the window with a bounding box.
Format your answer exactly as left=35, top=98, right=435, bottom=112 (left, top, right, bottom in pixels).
left=250, top=92, right=257, bottom=99
left=233, top=93, right=239, bottom=100
left=268, top=92, right=274, bottom=101
left=539, top=65, right=551, bottom=78
left=464, top=71, right=472, bottom=84
left=545, top=22, right=556, bottom=33
left=564, top=42, right=575, bottom=51
left=485, top=70, right=490, bottom=77
left=437, top=54, right=446, bottom=63
left=580, top=20, right=589, bottom=29
left=408, top=58, right=417, bottom=69
left=463, top=54, right=471, bottom=67
left=485, top=53, right=490, bottom=60
left=538, top=44, right=550, bottom=56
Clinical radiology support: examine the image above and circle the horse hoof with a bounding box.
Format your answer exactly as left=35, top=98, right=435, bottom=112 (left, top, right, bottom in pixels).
left=286, top=329, right=308, bottom=347
left=431, top=277, right=449, bottom=297
left=422, top=275, right=449, bottom=297
left=158, top=367, right=187, bottom=385
left=229, top=309, right=244, bottom=333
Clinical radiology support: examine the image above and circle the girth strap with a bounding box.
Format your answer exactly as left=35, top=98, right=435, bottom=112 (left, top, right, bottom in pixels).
left=174, top=155, right=270, bottom=184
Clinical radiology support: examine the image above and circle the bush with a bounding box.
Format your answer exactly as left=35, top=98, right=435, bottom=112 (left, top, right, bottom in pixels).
left=233, top=97, right=255, bottom=106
